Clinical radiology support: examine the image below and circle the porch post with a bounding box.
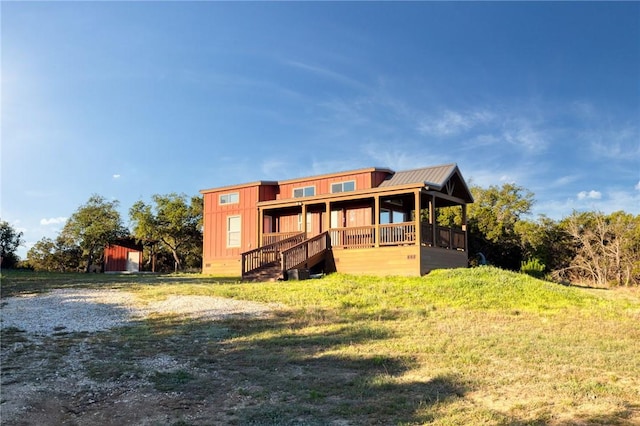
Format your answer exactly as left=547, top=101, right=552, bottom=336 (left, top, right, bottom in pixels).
left=462, top=203, right=468, bottom=252
left=374, top=195, right=380, bottom=247
left=414, top=189, right=421, bottom=246
left=430, top=194, right=437, bottom=247
left=258, top=207, right=263, bottom=248
left=324, top=201, right=330, bottom=232
left=301, top=203, right=307, bottom=235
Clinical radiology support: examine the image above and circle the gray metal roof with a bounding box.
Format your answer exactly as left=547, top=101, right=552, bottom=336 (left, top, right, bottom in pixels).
left=378, top=163, right=473, bottom=203
left=378, top=163, right=458, bottom=189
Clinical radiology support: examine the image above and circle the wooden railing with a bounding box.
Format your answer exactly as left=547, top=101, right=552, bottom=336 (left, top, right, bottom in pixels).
left=421, top=224, right=466, bottom=250
left=281, top=232, right=330, bottom=272
left=330, top=226, right=375, bottom=248
left=379, top=222, right=415, bottom=245
left=326, top=222, right=465, bottom=251
left=241, top=232, right=305, bottom=277
left=262, top=232, right=303, bottom=246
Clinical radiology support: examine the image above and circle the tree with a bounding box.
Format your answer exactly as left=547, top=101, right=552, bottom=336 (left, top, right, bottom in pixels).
left=61, top=195, right=127, bottom=272
left=560, top=211, right=640, bottom=286
left=515, top=215, right=574, bottom=273
left=0, top=220, right=24, bottom=269
left=27, top=236, right=82, bottom=272
left=130, top=193, right=202, bottom=272
left=438, top=183, right=534, bottom=270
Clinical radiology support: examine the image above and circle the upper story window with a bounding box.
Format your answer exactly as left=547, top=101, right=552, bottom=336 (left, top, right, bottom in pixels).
left=331, top=180, right=356, bottom=193
left=293, top=186, right=315, bottom=198
left=219, top=192, right=239, bottom=205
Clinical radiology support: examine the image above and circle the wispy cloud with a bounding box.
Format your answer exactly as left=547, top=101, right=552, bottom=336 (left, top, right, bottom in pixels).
left=418, top=109, right=494, bottom=137
left=502, top=120, right=548, bottom=153
left=587, top=125, right=640, bottom=161
left=285, top=60, right=366, bottom=91
left=112, top=174, right=121, bottom=179
left=635, top=181, right=640, bottom=191
left=40, top=216, right=67, bottom=226
left=577, top=190, right=602, bottom=200
left=551, top=175, right=581, bottom=188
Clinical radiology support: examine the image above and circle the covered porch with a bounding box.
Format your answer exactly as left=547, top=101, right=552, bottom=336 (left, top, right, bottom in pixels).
left=255, top=183, right=469, bottom=276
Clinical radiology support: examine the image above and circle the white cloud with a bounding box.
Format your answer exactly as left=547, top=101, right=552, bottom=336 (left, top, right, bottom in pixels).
left=551, top=175, right=580, bottom=188
left=40, top=217, right=67, bottom=226
left=502, top=120, right=547, bottom=153
left=418, top=109, right=493, bottom=137
left=112, top=174, right=121, bottom=179
left=577, top=190, right=602, bottom=200
left=635, top=181, right=640, bottom=191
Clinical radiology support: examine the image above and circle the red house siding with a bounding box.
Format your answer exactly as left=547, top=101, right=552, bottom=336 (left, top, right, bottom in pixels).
left=201, top=182, right=278, bottom=275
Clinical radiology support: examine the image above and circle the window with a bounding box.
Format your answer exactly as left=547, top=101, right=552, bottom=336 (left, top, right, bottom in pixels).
left=331, top=180, right=356, bottom=193
left=220, top=192, right=239, bottom=205
left=227, top=216, right=241, bottom=248
left=293, top=186, right=315, bottom=198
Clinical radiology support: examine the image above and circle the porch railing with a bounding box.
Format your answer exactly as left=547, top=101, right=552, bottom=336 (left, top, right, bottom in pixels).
left=262, top=232, right=303, bottom=246
left=421, top=224, right=466, bottom=250
left=327, top=222, right=465, bottom=250
left=330, top=226, right=375, bottom=248
left=281, top=232, right=330, bottom=272
left=241, top=232, right=306, bottom=277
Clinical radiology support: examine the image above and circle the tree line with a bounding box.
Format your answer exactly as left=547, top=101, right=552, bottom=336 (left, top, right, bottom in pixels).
left=437, top=183, right=640, bottom=286
left=1, top=184, right=638, bottom=285
left=11, top=193, right=203, bottom=273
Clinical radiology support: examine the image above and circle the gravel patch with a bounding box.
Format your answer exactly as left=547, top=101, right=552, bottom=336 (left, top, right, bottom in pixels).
left=1, top=289, right=278, bottom=336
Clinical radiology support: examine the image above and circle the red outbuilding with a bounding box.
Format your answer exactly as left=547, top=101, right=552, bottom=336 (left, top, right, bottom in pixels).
left=104, top=238, right=144, bottom=273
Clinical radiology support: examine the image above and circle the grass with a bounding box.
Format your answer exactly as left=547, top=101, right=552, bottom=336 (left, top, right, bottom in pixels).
left=2, top=267, right=639, bottom=425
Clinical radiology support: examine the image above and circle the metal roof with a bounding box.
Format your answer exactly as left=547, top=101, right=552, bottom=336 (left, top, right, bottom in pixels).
left=378, top=163, right=458, bottom=189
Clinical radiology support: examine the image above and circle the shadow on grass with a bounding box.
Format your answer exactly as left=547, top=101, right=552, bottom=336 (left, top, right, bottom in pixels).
left=78, top=310, right=467, bottom=425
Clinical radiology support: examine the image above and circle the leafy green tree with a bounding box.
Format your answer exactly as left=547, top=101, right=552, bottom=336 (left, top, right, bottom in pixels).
left=438, top=183, right=534, bottom=270
left=515, top=215, right=574, bottom=273
left=130, top=193, right=202, bottom=271
left=0, top=220, right=24, bottom=269
left=61, top=195, right=127, bottom=272
left=27, top=236, right=82, bottom=272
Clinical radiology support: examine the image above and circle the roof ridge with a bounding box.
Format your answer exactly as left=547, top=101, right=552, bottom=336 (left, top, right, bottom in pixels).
left=395, top=163, right=457, bottom=173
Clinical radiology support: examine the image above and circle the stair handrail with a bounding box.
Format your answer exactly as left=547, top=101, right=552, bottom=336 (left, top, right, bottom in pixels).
left=241, top=232, right=306, bottom=277
left=281, top=232, right=330, bottom=273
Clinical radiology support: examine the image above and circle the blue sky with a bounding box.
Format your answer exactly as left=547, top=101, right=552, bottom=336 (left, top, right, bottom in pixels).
left=2, top=2, right=639, bottom=259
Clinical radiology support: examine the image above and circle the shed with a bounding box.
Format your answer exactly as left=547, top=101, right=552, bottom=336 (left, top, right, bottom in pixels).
left=104, top=238, right=144, bottom=273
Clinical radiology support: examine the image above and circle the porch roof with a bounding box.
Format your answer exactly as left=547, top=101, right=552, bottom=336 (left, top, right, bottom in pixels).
left=379, top=163, right=474, bottom=203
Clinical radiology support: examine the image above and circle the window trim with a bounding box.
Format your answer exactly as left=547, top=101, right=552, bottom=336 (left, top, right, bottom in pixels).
left=219, top=192, right=239, bottom=205
left=330, top=180, right=356, bottom=193
left=293, top=186, right=316, bottom=198
left=226, top=215, right=241, bottom=248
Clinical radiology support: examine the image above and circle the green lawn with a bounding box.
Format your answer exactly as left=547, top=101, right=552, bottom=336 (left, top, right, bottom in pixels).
left=2, top=268, right=639, bottom=425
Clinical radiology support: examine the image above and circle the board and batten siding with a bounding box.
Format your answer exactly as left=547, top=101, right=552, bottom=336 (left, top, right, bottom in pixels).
left=202, top=183, right=277, bottom=275
left=276, top=170, right=379, bottom=200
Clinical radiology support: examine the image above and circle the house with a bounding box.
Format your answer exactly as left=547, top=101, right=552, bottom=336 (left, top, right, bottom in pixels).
left=104, top=238, right=144, bottom=273
left=200, top=163, right=474, bottom=280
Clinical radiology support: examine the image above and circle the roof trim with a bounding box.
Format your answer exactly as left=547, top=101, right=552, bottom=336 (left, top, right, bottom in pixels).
left=277, top=167, right=393, bottom=185
left=200, top=180, right=278, bottom=194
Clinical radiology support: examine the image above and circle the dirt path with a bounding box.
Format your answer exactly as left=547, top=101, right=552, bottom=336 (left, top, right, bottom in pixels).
left=1, top=289, right=280, bottom=425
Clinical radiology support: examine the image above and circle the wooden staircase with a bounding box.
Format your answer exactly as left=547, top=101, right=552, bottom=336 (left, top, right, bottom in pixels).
left=241, top=232, right=330, bottom=282
left=242, top=261, right=284, bottom=282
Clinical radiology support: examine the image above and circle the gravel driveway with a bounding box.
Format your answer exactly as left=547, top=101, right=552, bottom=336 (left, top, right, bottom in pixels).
left=1, top=289, right=277, bottom=336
